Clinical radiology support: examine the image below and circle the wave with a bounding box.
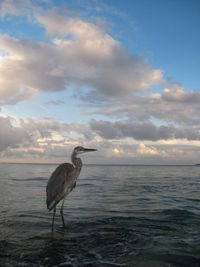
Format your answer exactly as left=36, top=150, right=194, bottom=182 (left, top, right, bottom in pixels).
left=11, top=177, right=48, bottom=182
left=186, top=198, right=200, bottom=203
left=154, top=208, right=199, bottom=218
left=1, top=214, right=200, bottom=267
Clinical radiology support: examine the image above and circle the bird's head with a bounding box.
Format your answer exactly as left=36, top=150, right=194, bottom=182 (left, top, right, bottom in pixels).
left=73, top=146, right=97, bottom=155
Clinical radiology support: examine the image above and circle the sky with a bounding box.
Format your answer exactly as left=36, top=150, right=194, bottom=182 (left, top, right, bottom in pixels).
left=0, top=0, right=200, bottom=164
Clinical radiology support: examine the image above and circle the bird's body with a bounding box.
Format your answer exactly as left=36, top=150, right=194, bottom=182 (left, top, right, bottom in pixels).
left=46, top=163, right=77, bottom=211
left=46, top=146, right=96, bottom=231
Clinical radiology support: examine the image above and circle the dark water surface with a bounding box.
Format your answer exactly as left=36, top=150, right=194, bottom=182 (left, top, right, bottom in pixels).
left=0, top=163, right=200, bottom=266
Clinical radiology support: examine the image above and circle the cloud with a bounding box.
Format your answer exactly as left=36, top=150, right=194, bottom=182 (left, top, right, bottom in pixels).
left=90, top=120, right=173, bottom=141
left=0, top=116, right=95, bottom=164
left=0, top=0, right=38, bottom=21
left=87, top=84, right=200, bottom=127
left=0, top=116, right=30, bottom=151
left=37, top=9, right=159, bottom=96
left=162, top=84, right=200, bottom=103
left=0, top=35, right=66, bottom=105
left=0, top=6, right=163, bottom=105
left=2, top=5, right=198, bottom=129
left=0, top=115, right=104, bottom=162
left=137, top=143, right=159, bottom=156
left=0, top=116, right=86, bottom=152
left=0, top=0, right=20, bottom=17
left=1, top=115, right=200, bottom=164
left=90, top=120, right=200, bottom=141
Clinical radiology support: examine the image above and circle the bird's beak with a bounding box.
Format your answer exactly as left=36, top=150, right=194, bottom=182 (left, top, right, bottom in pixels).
left=83, top=148, right=97, bottom=153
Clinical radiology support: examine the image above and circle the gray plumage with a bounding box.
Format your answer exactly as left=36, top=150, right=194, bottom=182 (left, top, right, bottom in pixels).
left=46, top=146, right=96, bottom=231
left=46, top=163, right=75, bottom=211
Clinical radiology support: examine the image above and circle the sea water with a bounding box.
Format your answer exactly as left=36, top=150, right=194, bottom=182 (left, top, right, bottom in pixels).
left=0, top=163, right=200, bottom=266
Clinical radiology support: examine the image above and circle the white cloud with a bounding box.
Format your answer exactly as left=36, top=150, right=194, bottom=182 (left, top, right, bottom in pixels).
left=162, top=83, right=200, bottom=103
left=137, top=143, right=159, bottom=156
left=0, top=6, right=163, bottom=106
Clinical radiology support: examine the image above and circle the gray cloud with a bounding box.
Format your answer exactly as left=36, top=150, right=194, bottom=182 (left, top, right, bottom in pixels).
left=0, top=116, right=88, bottom=153
left=90, top=120, right=200, bottom=141
left=0, top=115, right=101, bottom=162
left=0, top=116, right=29, bottom=151
left=86, top=85, right=200, bottom=127
left=1, top=115, right=200, bottom=164
left=162, top=84, right=200, bottom=104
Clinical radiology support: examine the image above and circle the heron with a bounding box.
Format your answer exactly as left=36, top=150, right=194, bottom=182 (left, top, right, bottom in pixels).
left=46, top=146, right=97, bottom=231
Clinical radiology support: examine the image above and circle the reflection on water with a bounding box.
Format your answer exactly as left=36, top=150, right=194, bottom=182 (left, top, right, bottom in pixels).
left=0, top=164, right=200, bottom=266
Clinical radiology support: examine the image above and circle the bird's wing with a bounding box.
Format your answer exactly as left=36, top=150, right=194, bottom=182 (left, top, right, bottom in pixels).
left=46, top=163, right=74, bottom=211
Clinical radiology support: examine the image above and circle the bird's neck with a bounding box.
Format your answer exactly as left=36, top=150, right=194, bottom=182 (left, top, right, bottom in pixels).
left=71, top=152, right=82, bottom=170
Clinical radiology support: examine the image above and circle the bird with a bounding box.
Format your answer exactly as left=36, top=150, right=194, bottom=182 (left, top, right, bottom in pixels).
left=46, top=146, right=97, bottom=231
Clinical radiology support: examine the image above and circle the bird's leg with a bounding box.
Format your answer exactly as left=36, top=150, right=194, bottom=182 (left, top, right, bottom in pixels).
left=51, top=207, right=56, bottom=232
left=60, top=199, right=66, bottom=228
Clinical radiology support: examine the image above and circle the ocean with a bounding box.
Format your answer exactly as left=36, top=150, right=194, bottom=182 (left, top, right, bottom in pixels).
left=0, top=163, right=200, bottom=267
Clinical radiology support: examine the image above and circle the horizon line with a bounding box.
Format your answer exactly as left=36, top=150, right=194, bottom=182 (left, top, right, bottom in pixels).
left=0, top=162, right=198, bottom=166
